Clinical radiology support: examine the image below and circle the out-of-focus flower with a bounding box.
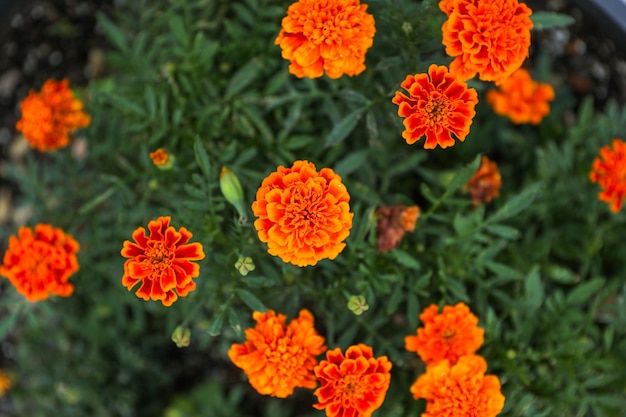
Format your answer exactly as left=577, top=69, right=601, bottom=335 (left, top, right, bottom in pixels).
left=466, top=155, right=502, bottom=205
left=121, top=216, right=205, bottom=306
left=487, top=68, right=555, bottom=124
left=405, top=302, right=484, bottom=365
left=228, top=309, right=326, bottom=398
left=347, top=295, right=369, bottom=315
left=15, top=78, right=91, bottom=151
left=251, top=160, right=353, bottom=267
left=171, top=325, right=191, bottom=348
left=0, top=224, right=79, bottom=302
left=410, top=355, right=505, bottom=417
left=590, top=138, right=626, bottom=213
left=235, top=256, right=255, bottom=276
left=313, top=343, right=392, bottom=417
left=375, top=204, right=420, bottom=252
left=0, top=369, right=11, bottom=397
left=442, top=0, right=533, bottom=84
left=150, top=148, right=175, bottom=170
left=392, top=64, right=478, bottom=149
left=275, top=0, right=376, bottom=79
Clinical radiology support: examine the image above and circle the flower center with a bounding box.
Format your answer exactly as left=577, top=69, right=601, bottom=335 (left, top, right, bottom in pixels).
left=264, top=337, right=307, bottom=378
left=442, top=328, right=456, bottom=340
left=425, top=93, right=451, bottom=125
left=337, top=374, right=367, bottom=404
left=145, top=241, right=174, bottom=275
left=285, top=186, right=324, bottom=230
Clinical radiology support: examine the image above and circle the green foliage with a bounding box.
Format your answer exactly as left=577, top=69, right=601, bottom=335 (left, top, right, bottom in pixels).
left=1, top=0, right=625, bottom=416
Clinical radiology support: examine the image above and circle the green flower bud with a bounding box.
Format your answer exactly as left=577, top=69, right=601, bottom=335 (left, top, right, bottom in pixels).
left=171, top=325, right=191, bottom=348
left=219, top=166, right=247, bottom=222
left=347, top=295, right=369, bottom=315
left=235, top=256, right=255, bottom=276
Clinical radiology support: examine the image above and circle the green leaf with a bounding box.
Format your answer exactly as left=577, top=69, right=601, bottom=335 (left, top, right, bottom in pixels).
left=485, top=261, right=524, bottom=280
left=453, top=213, right=474, bottom=236
left=525, top=266, right=544, bottom=313
left=168, top=14, right=190, bottom=48
left=531, top=11, right=575, bottom=30
left=194, top=137, right=212, bottom=179
left=96, top=12, right=128, bottom=52
left=78, top=187, right=116, bottom=215
left=488, top=182, right=543, bottom=223
left=444, top=155, right=481, bottom=195
left=545, top=264, right=579, bottom=284
left=407, top=293, right=420, bottom=329
left=484, top=224, right=520, bottom=240
left=207, top=307, right=227, bottom=336
left=237, top=289, right=268, bottom=312
left=386, top=284, right=404, bottom=315
left=324, top=107, right=366, bottom=147
left=334, top=150, right=369, bottom=178
left=567, top=278, right=605, bottom=306
left=391, top=250, right=421, bottom=270
left=225, top=59, right=263, bottom=100
left=0, top=308, right=19, bottom=341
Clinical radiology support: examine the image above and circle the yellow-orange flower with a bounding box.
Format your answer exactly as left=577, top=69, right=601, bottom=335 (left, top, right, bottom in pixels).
left=487, top=68, right=555, bottom=124
left=410, top=354, right=505, bottom=417
left=275, top=0, right=376, bottom=79
left=0, top=369, right=11, bottom=397
left=0, top=224, right=79, bottom=302
left=15, top=78, right=91, bottom=151
left=590, top=139, right=626, bottom=213
left=150, top=148, right=170, bottom=166
left=251, top=160, right=353, bottom=267
left=392, top=64, right=478, bottom=149
left=228, top=309, right=326, bottom=398
left=442, top=0, right=533, bottom=84
left=405, top=303, right=484, bottom=365
left=466, top=155, right=502, bottom=205
left=314, top=343, right=392, bottom=417
left=439, top=0, right=455, bottom=15
left=121, top=216, right=205, bottom=306
left=375, top=204, right=420, bottom=253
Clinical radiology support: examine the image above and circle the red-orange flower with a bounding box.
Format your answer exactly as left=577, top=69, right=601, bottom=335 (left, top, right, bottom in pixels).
left=405, top=303, right=484, bottom=365
left=392, top=64, right=478, bottom=149
left=590, top=138, right=626, bottom=213
left=121, top=216, right=205, bottom=306
left=0, top=369, right=11, bottom=397
left=375, top=204, right=420, bottom=252
left=275, top=0, right=376, bottom=79
left=439, top=0, right=455, bottom=15
left=487, top=68, right=555, bottom=124
left=0, top=224, right=79, bottom=302
left=15, top=78, right=91, bottom=151
left=410, top=354, right=505, bottom=417
left=251, top=160, right=353, bottom=267
left=466, top=155, right=502, bottom=205
left=442, top=0, right=533, bottom=84
left=314, top=344, right=392, bottom=417
left=150, top=148, right=170, bottom=166
left=228, top=309, right=326, bottom=398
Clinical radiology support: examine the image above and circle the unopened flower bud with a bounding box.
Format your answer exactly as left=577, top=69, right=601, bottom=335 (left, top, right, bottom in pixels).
left=150, top=148, right=175, bottom=170
left=220, top=166, right=247, bottom=222
left=347, top=295, right=369, bottom=315
left=235, top=256, right=255, bottom=276
left=171, top=325, right=191, bottom=348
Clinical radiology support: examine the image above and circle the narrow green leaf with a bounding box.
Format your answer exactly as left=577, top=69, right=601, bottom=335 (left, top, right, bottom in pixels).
left=545, top=264, right=579, bottom=284
left=525, top=266, right=544, bottom=312
left=324, top=108, right=366, bottom=147
left=567, top=278, right=605, bottom=306
left=168, top=14, right=190, bottom=47
left=0, top=309, right=19, bottom=341
left=488, top=182, right=543, bottom=223
left=407, top=293, right=420, bottom=329
left=484, top=224, right=520, bottom=240
left=207, top=307, right=226, bottom=336
left=444, top=155, right=481, bottom=196
left=453, top=213, right=474, bottom=236
left=225, top=59, right=263, bottom=100
left=391, top=250, right=421, bottom=270
left=237, top=289, right=268, bottom=312
left=78, top=187, right=116, bottom=215
left=386, top=284, right=404, bottom=315
left=531, top=11, right=575, bottom=30
left=485, top=261, right=524, bottom=280
left=227, top=308, right=244, bottom=338
left=96, top=12, right=128, bottom=52
left=193, top=137, right=212, bottom=178
left=334, top=150, right=369, bottom=178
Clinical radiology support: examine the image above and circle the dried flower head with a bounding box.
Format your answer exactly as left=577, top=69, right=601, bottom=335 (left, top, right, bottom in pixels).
left=405, top=303, right=484, bottom=365
left=410, top=355, right=505, bottom=417
left=228, top=309, right=326, bottom=398
left=275, top=0, right=376, bottom=79
left=121, top=216, right=205, bottom=306
left=442, top=0, right=533, bottom=84
left=466, top=156, right=502, bottom=205
left=15, top=78, right=91, bottom=151
left=487, top=68, right=555, bottom=124
left=314, top=344, right=392, bottom=417
left=252, top=160, right=353, bottom=267
left=590, top=139, right=626, bottom=213
left=0, top=224, right=79, bottom=302
left=375, top=204, right=420, bottom=253
left=392, top=64, right=478, bottom=149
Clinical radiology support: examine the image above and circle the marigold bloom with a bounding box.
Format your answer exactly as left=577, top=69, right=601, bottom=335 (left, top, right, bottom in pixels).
left=150, top=148, right=171, bottom=167
left=405, top=302, right=484, bottom=365
left=375, top=204, right=420, bottom=252
left=590, top=139, right=626, bottom=213
left=410, top=354, right=505, bottom=417
left=466, top=155, right=502, bottom=205
left=121, top=216, right=205, bottom=306
left=252, top=160, right=353, bottom=267
left=0, top=369, right=11, bottom=397
left=275, top=0, right=376, bottom=79
left=0, top=224, right=79, bottom=302
left=15, top=78, right=91, bottom=151
left=392, top=64, right=478, bottom=149
left=228, top=309, right=326, bottom=398
left=314, top=344, right=392, bottom=417
left=487, top=68, right=555, bottom=124
left=442, top=0, right=533, bottom=84
left=439, top=0, right=455, bottom=15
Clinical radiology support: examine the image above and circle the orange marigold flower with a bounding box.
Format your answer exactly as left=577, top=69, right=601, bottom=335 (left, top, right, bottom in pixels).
left=590, top=138, right=626, bottom=213
left=251, top=160, right=353, bottom=267
left=121, top=216, right=205, bottom=306
left=439, top=0, right=455, bottom=15
left=392, top=64, right=478, bottom=149
left=149, top=148, right=171, bottom=166
left=15, top=78, right=91, bottom=152
left=405, top=302, right=484, bottom=365
left=0, top=369, right=11, bottom=397
left=466, top=155, right=502, bottom=205
left=275, top=0, right=376, bottom=79
left=314, top=343, right=392, bottom=417
left=487, top=68, right=555, bottom=124
left=228, top=309, right=326, bottom=398
left=0, top=224, right=79, bottom=302
left=375, top=204, right=420, bottom=253
left=442, top=0, right=533, bottom=85
left=410, top=354, right=505, bottom=417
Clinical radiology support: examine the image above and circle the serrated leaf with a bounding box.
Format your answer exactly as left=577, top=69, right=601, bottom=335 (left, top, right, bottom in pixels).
left=567, top=278, right=605, bottom=306
left=237, top=289, right=268, bottom=312
left=531, top=11, right=575, bottom=30
left=324, top=107, right=366, bottom=147
left=193, top=137, right=211, bottom=178
left=488, top=182, right=543, bottom=223
left=525, top=266, right=544, bottom=313
left=391, top=250, right=421, bottom=270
